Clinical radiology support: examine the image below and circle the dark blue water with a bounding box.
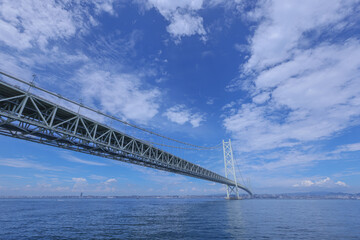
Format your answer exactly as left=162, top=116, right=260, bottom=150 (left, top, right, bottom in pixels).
left=0, top=198, right=359, bottom=239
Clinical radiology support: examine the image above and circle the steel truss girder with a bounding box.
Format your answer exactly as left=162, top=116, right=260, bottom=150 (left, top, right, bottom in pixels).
left=0, top=80, right=242, bottom=188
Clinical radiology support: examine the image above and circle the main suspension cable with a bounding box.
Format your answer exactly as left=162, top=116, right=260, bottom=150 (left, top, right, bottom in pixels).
left=148, top=141, right=223, bottom=150
left=234, top=155, right=246, bottom=186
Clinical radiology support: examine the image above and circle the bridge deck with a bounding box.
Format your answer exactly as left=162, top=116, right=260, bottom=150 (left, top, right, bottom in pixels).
left=0, top=76, right=252, bottom=195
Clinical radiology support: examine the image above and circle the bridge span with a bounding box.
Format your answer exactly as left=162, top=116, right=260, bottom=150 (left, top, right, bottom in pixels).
left=0, top=71, right=252, bottom=197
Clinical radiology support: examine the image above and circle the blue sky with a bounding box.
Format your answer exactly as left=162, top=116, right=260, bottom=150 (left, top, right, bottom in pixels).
left=0, top=0, right=360, bottom=196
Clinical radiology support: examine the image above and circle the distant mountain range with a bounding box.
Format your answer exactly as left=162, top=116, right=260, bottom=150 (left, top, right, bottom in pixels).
left=249, top=192, right=360, bottom=200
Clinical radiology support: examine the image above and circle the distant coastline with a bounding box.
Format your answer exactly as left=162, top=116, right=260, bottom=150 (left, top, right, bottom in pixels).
left=1, top=192, right=359, bottom=200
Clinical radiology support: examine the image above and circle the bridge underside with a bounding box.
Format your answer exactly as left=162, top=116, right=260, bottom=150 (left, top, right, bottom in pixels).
left=0, top=78, right=252, bottom=196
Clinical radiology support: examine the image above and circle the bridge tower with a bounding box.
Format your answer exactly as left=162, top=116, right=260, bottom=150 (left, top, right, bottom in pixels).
left=223, top=139, right=240, bottom=200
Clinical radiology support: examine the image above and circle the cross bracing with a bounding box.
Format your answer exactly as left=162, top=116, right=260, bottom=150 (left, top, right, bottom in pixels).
left=0, top=76, right=252, bottom=196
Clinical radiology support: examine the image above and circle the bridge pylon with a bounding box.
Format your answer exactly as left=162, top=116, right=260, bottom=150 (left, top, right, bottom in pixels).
left=223, top=139, right=240, bottom=200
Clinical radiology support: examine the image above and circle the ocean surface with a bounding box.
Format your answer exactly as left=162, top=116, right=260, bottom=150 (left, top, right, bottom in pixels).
left=0, top=198, right=359, bottom=239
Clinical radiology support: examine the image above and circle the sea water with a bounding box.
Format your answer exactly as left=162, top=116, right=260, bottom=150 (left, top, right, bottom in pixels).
left=0, top=198, right=359, bottom=239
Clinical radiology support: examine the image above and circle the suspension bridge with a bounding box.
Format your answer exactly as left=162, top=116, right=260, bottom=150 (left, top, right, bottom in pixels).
left=0, top=71, right=252, bottom=199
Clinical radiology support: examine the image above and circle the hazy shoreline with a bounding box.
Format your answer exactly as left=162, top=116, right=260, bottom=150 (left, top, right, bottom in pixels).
left=1, top=192, right=359, bottom=200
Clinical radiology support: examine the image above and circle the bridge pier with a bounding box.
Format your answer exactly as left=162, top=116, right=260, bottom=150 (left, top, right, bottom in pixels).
left=225, top=185, right=240, bottom=200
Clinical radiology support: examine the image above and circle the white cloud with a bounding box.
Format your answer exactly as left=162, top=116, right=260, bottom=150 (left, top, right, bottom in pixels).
left=205, top=0, right=245, bottom=9
left=89, top=175, right=107, bottom=180
left=243, top=0, right=352, bottom=72
left=128, top=163, right=188, bottom=185
left=206, top=98, right=214, bottom=105
left=315, top=177, right=331, bottom=185
left=0, top=175, right=26, bottom=179
left=247, top=151, right=330, bottom=171
left=72, top=177, right=87, bottom=183
left=333, top=142, right=360, bottom=153
left=74, top=65, right=161, bottom=123
left=335, top=181, right=347, bottom=187
left=105, top=178, right=117, bottom=184
left=166, top=13, right=206, bottom=39
left=18, top=176, right=121, bottom=194
left=0, top=158, right=60, bottom=171
left=234, top=43, right=249, bottom=53
left=64, top=155, right=107, bottom=166
left=155, top=77, right=167, bottom=83
left=0, top=0, right=112, bottom=87
left=252, top=92, right=270, bottom=104
left=93, top=0, right=116, bottom=15
left=147, top=0, right=203, bottom=12
left=143, top=0, right=206, bottom=40
left=333, top=171, right=360, bottom=178
left=164, top=104, right=205, bottom=127
left=72, top=177, right=88, bottom=191
left=0, top=0, right=161, bottom=126
left=0, top=0, right=116, bottom=50
left=165, top=105, right=192, bottom=125
left=0, top=52, right=33, bottom=80
left=0, top=45, right=88, bottom=85
left=0, top=0, right=76, bottom=50
left=293, top=177, right=348, bottom=188
left=224, top=1, right=360, bottom=152
left=293, top=180, right=314, bottom=187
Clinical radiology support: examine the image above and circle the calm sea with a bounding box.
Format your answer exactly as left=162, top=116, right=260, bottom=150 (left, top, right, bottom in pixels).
left=0, top=198, right=359, bottom=239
